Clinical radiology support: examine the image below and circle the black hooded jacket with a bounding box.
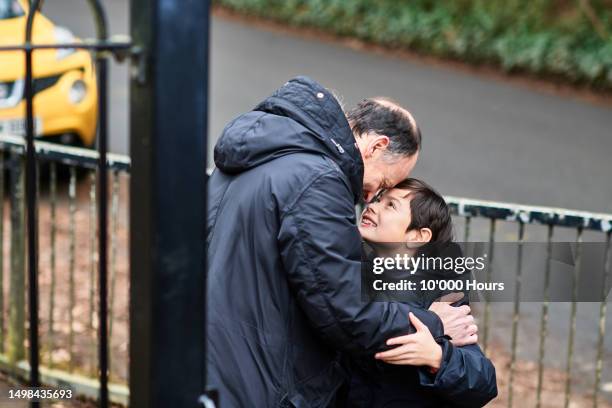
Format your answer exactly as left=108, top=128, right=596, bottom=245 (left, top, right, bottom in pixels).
left=206, top=77, right=445, bottom=408
left=345, top=243, right=497, bottom=407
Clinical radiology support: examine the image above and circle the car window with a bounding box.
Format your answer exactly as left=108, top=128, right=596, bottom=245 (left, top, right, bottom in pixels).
left=0, top=0, right=24, bottom=20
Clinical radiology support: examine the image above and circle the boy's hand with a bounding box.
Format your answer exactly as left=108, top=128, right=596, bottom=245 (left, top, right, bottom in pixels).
left=375, top=312, right=443, bottom=369
left=429, top=295, right=478, bottom=347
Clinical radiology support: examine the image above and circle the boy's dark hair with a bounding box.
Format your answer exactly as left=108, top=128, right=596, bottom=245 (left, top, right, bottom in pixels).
left=346, top=98, right=421, bottom=157
left=395, top=178, right=453, bottom=244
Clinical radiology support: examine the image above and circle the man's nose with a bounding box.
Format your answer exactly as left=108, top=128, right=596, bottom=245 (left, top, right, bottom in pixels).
left=363, top=191, right=375, bottom=202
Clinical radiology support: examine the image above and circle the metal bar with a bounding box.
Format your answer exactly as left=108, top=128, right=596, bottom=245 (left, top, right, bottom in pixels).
left=0, top=41, right=132, bottom=52
left=46, top=163, right=57, bottom=368
left=89, top=170, right=97, bottom=376
left=24, top=0, right=41, bottom=397
left=98, top=56, right=110, bottom=406
left=564, top=228, right=583, bottom=408
left=482, top=218, right=496, bottom=355
left=536, top=224, right=554, bottom=408
left=96, top=48, right=111, bottom=408
left=0, top=152, right=4, bottom=353
left=84, top=0, right=110, bottom=404
left=593, top=232, right=612, bottom=408
left=35, top=158, right=39, bottom=256
left=130, top=0, right=210, bottom=405
left=8, top=154, right=25, bottom=366
left=108, top=171, right=119, bottom=383
left=507, top=221, right=525, bottom=408
left=68, top=167, right=77, bottom=373
left=0, top=135, right=130, bottom=172
left=448, top=195, right=612, bottom=233
left=34, top=158, right=40, bottom=366
left=108, top=172, right=119, bottom=340
left=463, top=216, right=471, bottom=242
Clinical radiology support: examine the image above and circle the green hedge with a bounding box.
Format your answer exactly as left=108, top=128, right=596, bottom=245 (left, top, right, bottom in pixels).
left=215, top=0, right=612, bottom=89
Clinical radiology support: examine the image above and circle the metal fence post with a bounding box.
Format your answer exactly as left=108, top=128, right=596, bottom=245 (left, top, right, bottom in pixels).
left=0, top=153, right=5, bottom=353
left=7, top=154, right=25, bottom=367
left=129, top=0, right=210, bottom=406
left=25, top=1, right=42, bottom=393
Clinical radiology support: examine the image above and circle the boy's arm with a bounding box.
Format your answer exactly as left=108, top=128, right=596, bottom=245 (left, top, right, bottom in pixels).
left=418, top=342, right=498, bottom=407
left=423, top=293, right=496, bottom=407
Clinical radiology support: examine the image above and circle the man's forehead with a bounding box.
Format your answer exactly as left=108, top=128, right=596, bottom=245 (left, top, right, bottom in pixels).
left=385, top=157, right=414, bottom=180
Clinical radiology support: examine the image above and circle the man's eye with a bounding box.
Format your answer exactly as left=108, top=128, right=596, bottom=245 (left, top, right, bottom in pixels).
left=388, top=202, right=395, bottom=209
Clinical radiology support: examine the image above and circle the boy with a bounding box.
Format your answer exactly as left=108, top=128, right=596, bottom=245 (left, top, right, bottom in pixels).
left=342, top=178, right=497, bottom=407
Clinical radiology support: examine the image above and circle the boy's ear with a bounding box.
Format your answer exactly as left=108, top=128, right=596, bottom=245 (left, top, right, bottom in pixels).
left=418, top=228, right=433, bottom=243
left=405, top=227, right=432, bottom=248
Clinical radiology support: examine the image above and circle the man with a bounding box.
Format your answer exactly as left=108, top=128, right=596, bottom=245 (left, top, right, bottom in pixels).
left=207, top=76, right=476, bottom=407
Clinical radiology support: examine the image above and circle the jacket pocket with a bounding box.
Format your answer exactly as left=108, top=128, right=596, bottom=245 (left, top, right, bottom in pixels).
left=284, top=360, right=347, bottom=408
left=278, top=393, right=310, bottom=408
left=278, top=395, right=296, bottom=408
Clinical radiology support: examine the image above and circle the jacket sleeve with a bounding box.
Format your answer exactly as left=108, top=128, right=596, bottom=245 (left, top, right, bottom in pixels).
left=418, top=341, right=498, bottom=407
left=278, top=171, right=443, bottom=356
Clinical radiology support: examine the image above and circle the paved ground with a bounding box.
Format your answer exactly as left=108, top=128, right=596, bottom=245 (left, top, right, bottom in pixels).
left=0, top=378, right=26, bottom=407
left=42, top=1, right=612, bottom=214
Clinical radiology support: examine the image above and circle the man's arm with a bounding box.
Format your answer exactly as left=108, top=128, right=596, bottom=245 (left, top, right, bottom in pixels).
left=278, top=171, right=443, bottom=356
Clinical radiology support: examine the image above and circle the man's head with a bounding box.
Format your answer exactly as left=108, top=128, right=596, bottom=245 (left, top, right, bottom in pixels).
left=347, top=98, right=422, bottom=202
left=359, top=178, right=453, bottom=247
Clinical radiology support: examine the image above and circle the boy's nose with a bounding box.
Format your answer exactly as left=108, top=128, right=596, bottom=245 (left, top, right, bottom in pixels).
left=366, top=203, right=378, bottom=215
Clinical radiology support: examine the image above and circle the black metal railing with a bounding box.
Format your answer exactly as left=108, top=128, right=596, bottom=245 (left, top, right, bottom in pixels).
left=448, top=196, right=612, bottom=407
left=0, top=135, right=130, bottom=405
left=0, top=1, right=131, bottom=406
left=1, top=0, right=212, bottom=406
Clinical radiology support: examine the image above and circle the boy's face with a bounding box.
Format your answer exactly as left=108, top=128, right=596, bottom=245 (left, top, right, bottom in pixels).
left=359, top=188, right=413, bottom=243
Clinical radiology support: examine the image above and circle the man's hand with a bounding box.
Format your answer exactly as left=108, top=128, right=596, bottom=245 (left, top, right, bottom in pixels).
left=429, top=293, right=478, bottom=347
left=375, top=312, right=443, bottom=369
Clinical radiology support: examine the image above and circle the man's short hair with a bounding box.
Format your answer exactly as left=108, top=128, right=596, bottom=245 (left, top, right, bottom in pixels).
left=346, top=98, right=422, bottom=157
left=395, top=178, right=453, bottom=244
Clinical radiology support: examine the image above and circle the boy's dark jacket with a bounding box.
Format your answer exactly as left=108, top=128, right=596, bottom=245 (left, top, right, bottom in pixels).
left=207, top=76, right=493, bottom=407
left=341, top=243, right=498, bottom=407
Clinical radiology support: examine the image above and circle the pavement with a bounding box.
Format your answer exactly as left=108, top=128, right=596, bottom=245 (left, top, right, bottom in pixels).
left=41, top=1, right=612, bottom=214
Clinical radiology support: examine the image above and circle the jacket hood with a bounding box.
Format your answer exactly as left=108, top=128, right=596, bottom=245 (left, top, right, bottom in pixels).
left=214, top=76, right=364, bottom=203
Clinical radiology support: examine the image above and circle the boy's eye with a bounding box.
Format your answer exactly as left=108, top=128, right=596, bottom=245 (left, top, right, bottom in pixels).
left=388, top=201, right=396, bottom=209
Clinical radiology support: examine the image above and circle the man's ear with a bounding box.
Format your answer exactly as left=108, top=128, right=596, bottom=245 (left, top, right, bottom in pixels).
left=371, top=135, right=390, bottom=156
left=365, top=134, right=390, bottom=158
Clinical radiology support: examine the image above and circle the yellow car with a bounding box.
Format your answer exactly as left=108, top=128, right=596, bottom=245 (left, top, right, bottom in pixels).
left=0, top=0, right=97, bottom=147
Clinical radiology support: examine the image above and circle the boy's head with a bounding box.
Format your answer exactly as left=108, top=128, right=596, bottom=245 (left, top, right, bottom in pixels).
left=359, top=178, right=453, bottom=247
